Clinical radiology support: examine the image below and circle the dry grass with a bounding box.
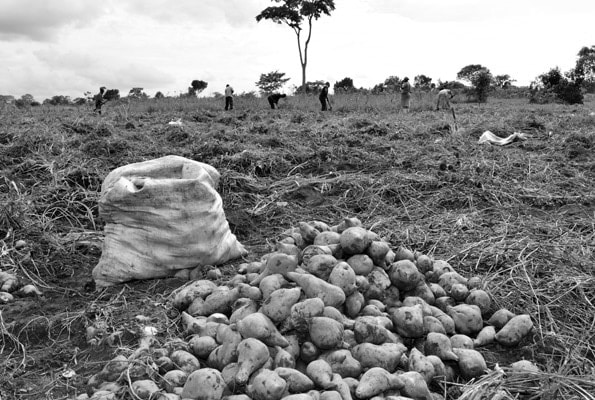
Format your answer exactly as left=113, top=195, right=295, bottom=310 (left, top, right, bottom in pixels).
left=1, top=93, right=594, bottom=399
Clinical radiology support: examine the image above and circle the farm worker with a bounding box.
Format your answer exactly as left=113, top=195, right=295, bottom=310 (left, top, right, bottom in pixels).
left=319, top=82, right=331, bottom=111
left=224, top=84, right=234, bottom=110
left=94, top=86, right=107, bottom=115
left=436, top=88, right=455, bottom=110
left=400, top=77, right=412, bottom=112
left=268, top=93, right=287, bottom=109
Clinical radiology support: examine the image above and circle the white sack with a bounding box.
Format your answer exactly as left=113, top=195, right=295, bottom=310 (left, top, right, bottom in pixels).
left=92, top=155, right=246, bottom=287
left=478, top=131, right=528, bottom=146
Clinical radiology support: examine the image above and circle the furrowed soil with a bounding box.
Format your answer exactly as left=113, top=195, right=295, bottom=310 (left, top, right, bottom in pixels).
left=1, top=96, right=594, bottom=399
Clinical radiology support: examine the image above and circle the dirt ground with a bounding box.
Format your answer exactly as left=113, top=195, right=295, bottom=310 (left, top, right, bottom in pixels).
left=1, top=96, right=594, bottom=399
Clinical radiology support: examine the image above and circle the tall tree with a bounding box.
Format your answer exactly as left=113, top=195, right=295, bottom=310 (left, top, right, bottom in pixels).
left=494, top=74, right=515, bottom=88
left=456, top=64, right=486, bottom=83
left=256, top=0, right=335, bottom=90
left=255, top=70, right=291, bottom=95
left=573, top=45, right=595, bottom=89
left=189, top=80, right=208, bottom=96
left=414, top=74, right=432, bottom=90
left=334, top=77, right=355, bottom=92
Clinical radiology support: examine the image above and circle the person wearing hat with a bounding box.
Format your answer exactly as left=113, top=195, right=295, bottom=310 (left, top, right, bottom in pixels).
left=319, top=82, right=331, bottom=111
left=400, top=77, right=412, bottom=112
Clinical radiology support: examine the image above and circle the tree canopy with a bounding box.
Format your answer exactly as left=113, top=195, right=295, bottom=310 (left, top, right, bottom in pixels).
left=456, top=64, right=486, bottom=83
left=255, top=70, right=291, bottom=95
left=414, top=74, right=432, bottom=90
left=334, top=77, right=355, bottom=92
left=256, top=0, right=335, bottom=89
left=189, top=80, right=208, bottom=96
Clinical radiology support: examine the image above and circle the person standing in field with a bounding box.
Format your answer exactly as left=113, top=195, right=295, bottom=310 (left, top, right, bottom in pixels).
left=319, top=82, right=331, bottom=111
left=94, top=86, right=107, bottom=115
left=224, top=84, right=234, bottom=110
left=436, top=88, right=455, bottom=110
left=267, top=93, right=287, bottom=109
left=400, top=77, right=412, bottom=112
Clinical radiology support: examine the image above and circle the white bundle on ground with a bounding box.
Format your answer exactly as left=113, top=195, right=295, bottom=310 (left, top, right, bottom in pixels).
left=92, top=155, right=246, bottom=287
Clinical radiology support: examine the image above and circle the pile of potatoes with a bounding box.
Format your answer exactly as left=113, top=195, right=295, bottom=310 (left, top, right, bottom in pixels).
left=80, top=217, right=536, bottom=400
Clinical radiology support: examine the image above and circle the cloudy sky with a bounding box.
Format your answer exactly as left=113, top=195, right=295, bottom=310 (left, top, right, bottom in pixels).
left=1, top=0, right=593, bottom=101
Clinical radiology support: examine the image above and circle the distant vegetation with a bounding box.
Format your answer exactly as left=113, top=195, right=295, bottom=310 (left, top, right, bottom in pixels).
left=2, top=45, right=593, bottom=109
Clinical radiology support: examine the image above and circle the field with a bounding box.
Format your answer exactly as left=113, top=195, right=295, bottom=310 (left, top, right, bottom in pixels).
left=1, top=92, right=594, bottom=399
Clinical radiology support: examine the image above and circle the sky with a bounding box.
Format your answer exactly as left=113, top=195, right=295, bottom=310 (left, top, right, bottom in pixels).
left=1, top=0, right=594, bottom=101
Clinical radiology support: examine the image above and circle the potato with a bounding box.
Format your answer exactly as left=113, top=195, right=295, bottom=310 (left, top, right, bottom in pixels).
left=302, top=245, right=334, bottom=266
left=408, top=347, right=436, bottom=383
left=260, top=287, right=302, bottom=323
left=427, top=259, right=456, bottom=282
left=335, top=217, right=363, bottom=233
left=320, top=349, right=362, bottom=378
left=450, top=334, right=474, bottom=349
left=429, top=283, right=447, bottom=298
left=465, top=289, right=491, bottom=315
left=304, top=254, right=338, bottom=280
left=163, top=369, right=188, bottom=392
left=424, top=332, right=459, bottom=362
left=300, top=341, right=320, bottom=363
left=434, top=296, right=456, bottom=313
left=344, top=290, right=365, bottom=318
left=423, top=315, right=446, bottom=335
left=397, top=371, right=433, bottom=400
left=340, top=227, right=372, bottom=255
left=447, top=304, right=483, bottom=335
left=401, top=296, right=432, bottom=317
left=182, top=368, right=225, bottom=400
left=300, top=221, right=321, bottom=244
left=487, top=308, right=515, bottom=330
left=188, top=335, right=218, bottom=359
left=453, top=348, right=487, bottom=379
left=389, top=260, right=423, bottom=291
left=170, top=280, right=217, bottom=310
left=275, top=367, right=315, bottom=393
left=328, top=262, right=357, bottom=296
left=353, top=316, right=400, bottom=344
left=474, top=325, right=496, bottom=347
left=449, top=283, right=469, bottom=302
left=365, top=267, right=392, bottom=300
left=355, top=367, right=405, bottom=399
left=403, top=282, right=435, bottom=305
left=246, top=368, right=287, bottom=400
left=306, top=359, right=335, bottom=389
left=289, top=297, right=326, bottom=331
left=390, top=304, right=425, bottom=338
left=236, top=312, right=289, bottom=347
left=273, top=345, right=295, bottom=369
left=229, top=298, right=258, bottom=324
left=131, top=380, right=160, bottom=399
left=366, top=241, right=391, bottom=268
left=495, top=314, right=533, bottom=346
left=309, top=317, right=344, bottom=350
left=415, top=254, right=433, bottom=274
left=314, top=231, right=341, bottom=246
left=236, top=338, right=269, bottom=385
left=352, top=342, right=407, bottom=372
left=393, top=246, right=415, bottom=262
left=171, top=350, right=200, bottom=374
left=438, top=271, right=468, bottom=293
left=286, top=271, right=345, bottom=308
left=259, top=274, right=288, bottom=300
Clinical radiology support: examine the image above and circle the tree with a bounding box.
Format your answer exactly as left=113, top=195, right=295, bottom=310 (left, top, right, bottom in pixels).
left=414, top=74, right=432, bottom=90
left=533, top=67, right=583, bottom=104
left=437, top=80, right=466, bottom=90
left=470, top=69, right=493, bottom=102
left=255, top=70, right=291, bottom=95
left=334, top=77, right=355, bottom=93
left=154, top=91, right=165, bottom=99
left=456, top=64, right=486, bottom=83
left=44, top=95, right=71, bottom=105
left=494, top=74, right=515, bottom=88
left=573, top=45, right=595, bottom=91
left=383, top=76, right=401, bottom=92
left=104, top=89, right=120, bottom=101
left=188, top=80, right=208, bottom=96
left=128, top=88, right=148, bottom=100
left=256, top=0, right=335, bottom=90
